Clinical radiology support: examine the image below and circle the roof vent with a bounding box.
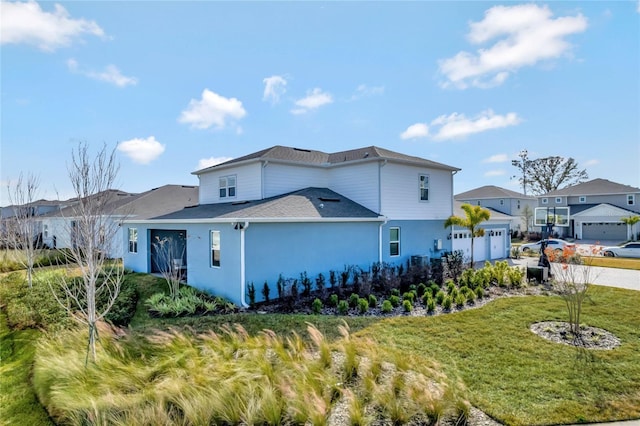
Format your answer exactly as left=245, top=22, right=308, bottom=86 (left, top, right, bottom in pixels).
left=232, top=200, right=250, bottom=205
left=293, top=147, right=311, bottom=152
left=319, top=197, right=340, bottom=202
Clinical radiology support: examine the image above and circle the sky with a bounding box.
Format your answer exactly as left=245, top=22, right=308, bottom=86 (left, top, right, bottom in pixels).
left=1, top=1, right=639, bottom=205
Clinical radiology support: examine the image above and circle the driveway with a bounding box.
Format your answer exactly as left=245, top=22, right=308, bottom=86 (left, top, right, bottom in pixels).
left=511, top=258, right=640, bottom=292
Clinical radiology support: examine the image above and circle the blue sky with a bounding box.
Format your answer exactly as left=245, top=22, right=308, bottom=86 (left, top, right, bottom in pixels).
left=1, top=1, right=639, bottom=204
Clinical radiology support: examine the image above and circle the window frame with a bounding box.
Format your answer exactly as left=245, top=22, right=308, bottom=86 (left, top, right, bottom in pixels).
left=628, top=194, right=635, bottom=206
left=418, top=174, right=429, bottom=202
left=389, top=227, right=400, bottom=257
left=210, top=230, right=221, bottom=268
left=219, top=175, right=237, bottom=199
left=579, top=196, right=586, bottom=203
left=555, top=197, right=562, bottom=204
left=542, top=198, right=548, bottom=204
left=128, top=228, right=138, bottom=254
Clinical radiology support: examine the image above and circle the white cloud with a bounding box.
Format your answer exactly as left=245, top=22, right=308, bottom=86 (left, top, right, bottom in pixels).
left=0, top=0, right=105, bottom=52
left=438, top=4, right=588, bottom=89
left=117, top=136, right=165, bottom=164
left=291, top=88, right=333, bottom=114
left=178, top=89, right=246, bottom=130
left=67, top=58, right=137, bottom=87
left=430, top=109, right=521, bottom=141
left=351, top=84, right=385, bottom=100
left=483, top=153, right=509, bottom=163
left=196, top=156, right=234, bottom=171
left=263, top=75, right=287, bottom=104
left=400, top=123, right=429, bottom=140
left=583, top=159, right=600, bottom=167
left=484, top=170, right=506, bottom=177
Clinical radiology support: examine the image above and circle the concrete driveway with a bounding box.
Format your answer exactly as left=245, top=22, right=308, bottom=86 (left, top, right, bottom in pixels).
left=511, top=257, right=640, bottom=291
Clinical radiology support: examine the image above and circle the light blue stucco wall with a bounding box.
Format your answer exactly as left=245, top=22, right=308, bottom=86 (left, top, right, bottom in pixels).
left=245, top=222, right=379, bottom=302
left=381, top=220, right=450, bottom=266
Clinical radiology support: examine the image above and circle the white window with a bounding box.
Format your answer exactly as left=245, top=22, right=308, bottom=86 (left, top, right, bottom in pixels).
left=219, top=176, right=236, bottom=199
left=542, top=198, right=548, bottom=204
left=211, top=230, right=221, bottom=267
left=500, top=199, right=504, bottom=206
left=579, top=196, right=586, bottom=203
left=390, top=227, right=400, bottom=257
left=555, top=197, right=562, bottom=204
left=419, top=175, right=429, bottom=201
left=628, top=195, right=635, bottom=206
left=517, top=200, right=521, bottom=209
left=128, top=228, right=138, bottom=253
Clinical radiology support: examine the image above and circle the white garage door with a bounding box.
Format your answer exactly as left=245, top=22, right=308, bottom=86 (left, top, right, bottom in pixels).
left=452, top=231, right=486, bottom=263
left=490, top=229, right=506, bottom=260
left=582, top=222, right=627, bottom=241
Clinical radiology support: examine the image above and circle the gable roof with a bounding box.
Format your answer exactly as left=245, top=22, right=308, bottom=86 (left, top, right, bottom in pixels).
left=452, top=201, right=517, bottom=223
left=455, top=185, right=535, bottom=200
left=571, top=203, right=638, bottom=218
left=193, top=145, right=460, bottom=174
left=541, top=179, right=640, bottom=197
left=134, top=187, right=383, bottom=223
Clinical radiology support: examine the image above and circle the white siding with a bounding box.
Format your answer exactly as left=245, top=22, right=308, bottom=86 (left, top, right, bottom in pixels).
left=198, top=163, right=262, bottom=204
left=263, top=163, right=328, bottom=198
left=328, top=162, right=380, bottom=213
left=380, top=163, right=453, bottom=220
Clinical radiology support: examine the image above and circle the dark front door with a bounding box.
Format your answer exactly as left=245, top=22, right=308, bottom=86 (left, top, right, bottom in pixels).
left=149, top=229, right=187, bottom=273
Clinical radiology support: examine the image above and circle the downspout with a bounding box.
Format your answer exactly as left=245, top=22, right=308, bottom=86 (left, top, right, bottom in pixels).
left=261, top=161, right=269, bottom=200
left=239, top=221, right=250, bottom=308
left=378, top=218, right=388, bottom=263
left=378, top=159, right=387, bottom=215
left=450, top=170, right=459, bottom=251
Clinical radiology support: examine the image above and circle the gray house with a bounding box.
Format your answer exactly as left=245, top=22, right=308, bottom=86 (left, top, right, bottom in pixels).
left=455, top=185, right=537, bottom=234
left=537, top=179, right=640, bottom=241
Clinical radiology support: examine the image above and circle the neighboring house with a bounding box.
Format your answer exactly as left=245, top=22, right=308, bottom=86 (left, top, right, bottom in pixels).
left=536, top=178, right=640, bottom=241
left=455, top=185, right=537, bottom=233
left=449, top=201, right=516, bottom=264
left=123, top=145, right=473, bottom=306
left=1, top=198, right=76, bottom=247
left=42, top=185, right=198, bottom=257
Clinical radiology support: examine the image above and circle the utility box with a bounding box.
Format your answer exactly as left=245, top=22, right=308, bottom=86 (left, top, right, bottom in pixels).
left=526, top=266, right=548, bottom=283
left=434, top=239, right=442, bottom=250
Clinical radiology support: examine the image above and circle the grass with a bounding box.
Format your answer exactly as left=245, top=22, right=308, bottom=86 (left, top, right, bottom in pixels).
left=583, top=256, right=640, bottom=270
left=0, top=311, right=54, bottom=426
left=357, top=286, right=640, bottom=425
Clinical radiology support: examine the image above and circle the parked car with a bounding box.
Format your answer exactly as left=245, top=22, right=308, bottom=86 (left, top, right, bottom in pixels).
left=519, top=238, right=576, bottom=254
left=599, top=242, right=640, bottom=258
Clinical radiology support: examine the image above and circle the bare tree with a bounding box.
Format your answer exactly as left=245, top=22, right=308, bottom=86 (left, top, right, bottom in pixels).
left=51, top=142, right=124, bottom=363
left=511, top=149, right=532, bottom=195
left=152, top=235, right=186, bottom=300
left=527, top=156, right=588, bottom=195
left=5, top=173, right=41, bottom=287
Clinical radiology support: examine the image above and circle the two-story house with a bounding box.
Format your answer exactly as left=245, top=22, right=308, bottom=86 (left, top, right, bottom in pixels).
left=455, top=185, right=538, bottom=234
left=537, top=178, right=640, bottom=241
left=124, top=145, right=493, bottom=306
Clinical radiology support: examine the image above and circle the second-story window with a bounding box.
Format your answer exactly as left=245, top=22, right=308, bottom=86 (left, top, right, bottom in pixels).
left=555, top=197, right=562, bottom=204
left=419, top=174, right=429, bottom=201
left=628, top=195, right=636, bottom=205
left=542, top=198, right=548, bottom=204
left=219, top=176, right=236, bottom=199
left=579, top=196, right=586, bottom=203
left=500, top=199, right=504, bottom=206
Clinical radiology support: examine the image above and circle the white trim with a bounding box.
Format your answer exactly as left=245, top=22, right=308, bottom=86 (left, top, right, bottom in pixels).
left=389, top=226, right=400, bottom=257
left=239, top=222, right=250, bottom=308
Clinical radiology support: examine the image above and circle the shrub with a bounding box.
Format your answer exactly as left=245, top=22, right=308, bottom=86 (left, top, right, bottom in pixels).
left=507, top=267, right=525, bottom=288
left=368, top=294, right=378, bottom=308
left=426, top=296, right=436, bottom=313
left=315, top=273, right=326, bottom=293
left=349, top=293, right=360, bottom=308
left=402, top=292, right=415, bottom=303
left=329, top=270, right=337, bottom=288
left=358, top=298, right=369, bottom=314
left=379, top=300, right=392, bottom=313
left=402, top=300, right=413, bottom=313
left=312, top=298, right=323, bottom=314
left=459, top=286, right=471, bottom=297
left=300, top=272, right=312, bottom=296
left=247, top=282, right=256, bottom=307
left=391, top=288, right=400, bottom=297
left=262, top=281, right=270, bottom=303
left=328, top=294, right=339, bottom=307
left=466, top=288, right=476, bottom=305
left=435, top=290, right=445, bottom=305
left=475, top=286, right=484, bottom=299
left=417, top=283, right=427, bottom=297
left=277, top=274, right=285, bottom=299
left=104, top=276, right=138, bottom=327
left=455, top=293, right=466, bottom=308
left=388, top=295, right=401, bottom=308
left=337, top=300, right=349, bottom=315
left=446, top=280, right=456, bottom=294
left=442, top=296, right=453, bottom=311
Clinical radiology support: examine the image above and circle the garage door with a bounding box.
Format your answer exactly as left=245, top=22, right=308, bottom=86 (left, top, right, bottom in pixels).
left=490, top=229, right=506, bottom=260
left=582, top=222, right=627, bottom=241
left=452, top=231, right=486, bottom=263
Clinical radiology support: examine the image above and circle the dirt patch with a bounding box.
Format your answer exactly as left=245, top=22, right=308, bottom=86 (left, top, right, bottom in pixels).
left=530, top=321, right=621, bottom=350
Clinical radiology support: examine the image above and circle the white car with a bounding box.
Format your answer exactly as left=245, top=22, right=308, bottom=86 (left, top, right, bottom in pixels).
left=600, top=242, right=640, bottom=258
left=519, top=238, right=576, bottom=254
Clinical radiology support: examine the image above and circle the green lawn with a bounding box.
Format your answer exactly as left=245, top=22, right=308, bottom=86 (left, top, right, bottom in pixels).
left=357, top=287, right=640, bottom=425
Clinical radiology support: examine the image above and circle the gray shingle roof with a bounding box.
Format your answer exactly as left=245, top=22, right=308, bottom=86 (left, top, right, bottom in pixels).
left=453, top=201, right=516, bottom=222
left=194, top=145, right=459, bottom=174
left=151, top=187, right=382, bottom=221
left=542, top=179, right=640, bottom=197
left=455, top=185, right=535, bottom=200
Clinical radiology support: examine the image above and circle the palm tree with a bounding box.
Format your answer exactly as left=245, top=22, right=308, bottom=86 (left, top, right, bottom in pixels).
left=621, top=215, right=640, bottom=241
left=444, top=203, right=491, bottom=268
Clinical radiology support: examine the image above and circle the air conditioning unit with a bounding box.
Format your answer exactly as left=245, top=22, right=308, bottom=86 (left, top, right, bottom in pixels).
left=410, top=255, right=429, bottom=267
